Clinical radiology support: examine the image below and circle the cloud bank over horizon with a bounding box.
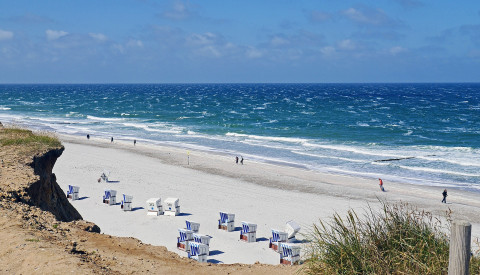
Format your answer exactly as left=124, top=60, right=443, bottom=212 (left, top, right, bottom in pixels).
left=0, top=0, right=478, bottom=83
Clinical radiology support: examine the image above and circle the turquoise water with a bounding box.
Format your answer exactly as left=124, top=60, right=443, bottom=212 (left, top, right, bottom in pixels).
left=1, top=83, right=479, bottom=191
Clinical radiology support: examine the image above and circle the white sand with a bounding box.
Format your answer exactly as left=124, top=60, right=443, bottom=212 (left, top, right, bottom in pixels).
left=53, top=135, right=480, bottom=265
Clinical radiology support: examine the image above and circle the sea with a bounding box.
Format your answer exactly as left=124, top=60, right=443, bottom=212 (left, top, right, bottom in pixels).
left=1, top=83, right=479, bottom=192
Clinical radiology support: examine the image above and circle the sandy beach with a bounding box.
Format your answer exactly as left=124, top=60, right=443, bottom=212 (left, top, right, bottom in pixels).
left=53, top=134, right=480, bottom=265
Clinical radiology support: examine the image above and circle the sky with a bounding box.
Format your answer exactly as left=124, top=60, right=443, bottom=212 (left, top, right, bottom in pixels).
left=0, top=0, right=479, bottom=83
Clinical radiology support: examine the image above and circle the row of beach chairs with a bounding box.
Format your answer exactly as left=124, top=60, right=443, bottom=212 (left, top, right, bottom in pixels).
left=176, top=211, right=302, bottom=265
left=66, top=183, right=300, bottom=265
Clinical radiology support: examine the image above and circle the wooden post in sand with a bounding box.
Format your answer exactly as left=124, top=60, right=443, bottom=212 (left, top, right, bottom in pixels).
left=448, top=221, right=471, bottom=275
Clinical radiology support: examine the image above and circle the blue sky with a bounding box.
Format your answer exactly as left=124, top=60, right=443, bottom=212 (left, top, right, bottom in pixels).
left=0, top=0, right=479, bottom=83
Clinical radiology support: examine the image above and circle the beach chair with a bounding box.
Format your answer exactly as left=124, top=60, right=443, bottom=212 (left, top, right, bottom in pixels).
left=185, top=220, right=200, bottom=233
left=285, top=220, right=301, bottom=240
left=66, top=185, right=80, bottom=200
left=218, top=212, right=235, bottom=232
left=121, top=194, right=133, bottom=211
left=146, top=198, right=163, bottom=216
left=193, top=233, right=211, bottom=246
left=103, top=189, right=117, bottom=205
left=279, top=243, right=301, bottom=265
left=100, top=170, right=110, bottom=182
left=269, top=229, right=288, bottom=252
left=188, top=242, right=209, bottom=263
left=177, top=228, right=194, bottom=252
left=240, top=221, right=257, bottom=243
left=164, top=198, right=180, bottom=216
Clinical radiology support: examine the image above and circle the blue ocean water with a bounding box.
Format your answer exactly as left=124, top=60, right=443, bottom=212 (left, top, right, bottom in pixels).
left=1, top=83, right=479, bottom=191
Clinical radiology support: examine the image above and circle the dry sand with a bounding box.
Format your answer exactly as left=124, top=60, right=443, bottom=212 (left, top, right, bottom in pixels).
left=53, top=134, right=480, bottom=265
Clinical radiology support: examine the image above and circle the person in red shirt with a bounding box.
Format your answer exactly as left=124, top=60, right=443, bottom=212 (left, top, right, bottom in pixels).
left=379, top=178, right=385, bottom=192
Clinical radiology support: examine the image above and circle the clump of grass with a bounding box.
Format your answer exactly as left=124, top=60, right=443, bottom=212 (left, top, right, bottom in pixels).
left=303, top=201, right=480, bottom=274
left=25, top=238, right=40, bottom=242
left=0, top=127, right=61, bottom=148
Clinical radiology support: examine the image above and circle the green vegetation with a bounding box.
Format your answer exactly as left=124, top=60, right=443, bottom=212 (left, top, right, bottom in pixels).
left=303, top=201, right=480, bottom=274
left=25, top=238, right=40, bottom=242
left=0, top=127, right=61, bottom=148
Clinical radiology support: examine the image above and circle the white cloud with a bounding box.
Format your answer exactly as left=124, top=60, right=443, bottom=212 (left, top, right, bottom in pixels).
left=246, top=47, right=263, bottom=58
left=320, top=46, right=336, bottom=56
left=126, top=39, right=144, bottom=48
left=390, top=46, right=406, bottom=55
left=338, top=39, right=356, bottom=50
left=0, top=29, right=14, bottom=41
left=46, top=29, right=68, bottom=41
left=187, top=32, right=217, bottom=46
left=89, top=33, right=107, bottom=42
left=271, top=36, right=289, bottom=47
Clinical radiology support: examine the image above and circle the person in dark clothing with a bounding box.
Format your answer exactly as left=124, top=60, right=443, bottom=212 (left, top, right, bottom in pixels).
left=87, top=134, right=90, bottom=139
left=240, top=156, right=244, bottom=165
left=134, top=139, right=136, bottom=146
left=235, top=156, right=239, bottom=164
left=111, top=137, right=113, bottom=143
left=442, top=189, right=447, bottom=203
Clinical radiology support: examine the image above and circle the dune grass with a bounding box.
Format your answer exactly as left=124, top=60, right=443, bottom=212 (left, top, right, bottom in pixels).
left=303, top=201, right=480, bottom=274
left=0, top=127, right=61, bottom=149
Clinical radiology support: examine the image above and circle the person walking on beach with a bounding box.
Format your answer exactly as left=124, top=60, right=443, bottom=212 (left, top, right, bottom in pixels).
left=87, top=134, right=90, bottom=139
left=134, top=139, right=136, bottom=146
left=442, top=189, right=447, bottom=203
left=235, top=156, right=239, bottom=164
left=379, top=178, right=385, bottom=192
left=111, top=137, right=113, bottom=143
left=240, top=156, right=244, bottom=165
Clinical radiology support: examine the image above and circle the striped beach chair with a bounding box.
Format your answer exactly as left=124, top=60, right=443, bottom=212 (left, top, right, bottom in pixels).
left=269, top=229, right=288, bottom=252
left=185, top=220, right=200, bottom=232
left=218, top=212, right=235, bottom=232
left=177, top=228, right=194, bottom=252
left=188, top=242, right=209, bottom=263
left=279, top=243, right=301, bottom=265
left=103, top=189, right=117, bottom=205
left=193, top=233, right=211, bottom=246
left=66, top=185, right=80, bottom=200
left=240, top=221, right=257, bottom=243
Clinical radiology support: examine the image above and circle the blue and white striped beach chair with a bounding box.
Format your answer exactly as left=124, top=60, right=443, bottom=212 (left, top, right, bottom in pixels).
left=193, top=233, right=211, bottom=246
left=279, top=243, right=301, bottom=265
left=103, top=189, right=117, bottom=205
left=66, top=185, right=79, bottom=200
left=240, top=221, right=257, bottom=243
left=218, top=212, right=235, bottom=232
left=269, top=229, right=289, bottom=252
left=185, top=220, right=200, bottom=233
left=187, top=242, right=209, bottom=263
left=177, top=228, right=194, bottom=252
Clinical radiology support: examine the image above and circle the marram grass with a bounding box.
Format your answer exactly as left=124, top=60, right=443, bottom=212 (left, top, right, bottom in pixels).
left=303, top=201, right=480, bottom=274
left=0, top=127, right=61, bottom=148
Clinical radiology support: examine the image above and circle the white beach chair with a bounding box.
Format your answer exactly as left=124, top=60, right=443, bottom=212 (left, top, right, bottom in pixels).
left=188, top=242, right=209, bottom=263
left=240, top=221, right=257, bottom=243
left=279, top=243, right=301, bottom=265
left=121, top=194, right=133, bottom=211
left=185, top=220, right=200, bottom=233
left=269, top=229, right=288, bottom=252
left=66, top=185, right=80, bottom=201
left=164, top=198, right=180, bottom=216
left=103, top=189, right=117, bottom=205
left=193, top=233, right=211, bottom=246
left=146, top=198, right=163, bottom=216
left=177, top=228, right=194, bottom=252
left=218, top=212, right=235, bottom=232
left=285, top=220, right=301, bottom=240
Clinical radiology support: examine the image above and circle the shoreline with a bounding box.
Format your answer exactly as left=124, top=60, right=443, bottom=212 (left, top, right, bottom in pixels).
left=53, top=133, right=480, bottom=264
